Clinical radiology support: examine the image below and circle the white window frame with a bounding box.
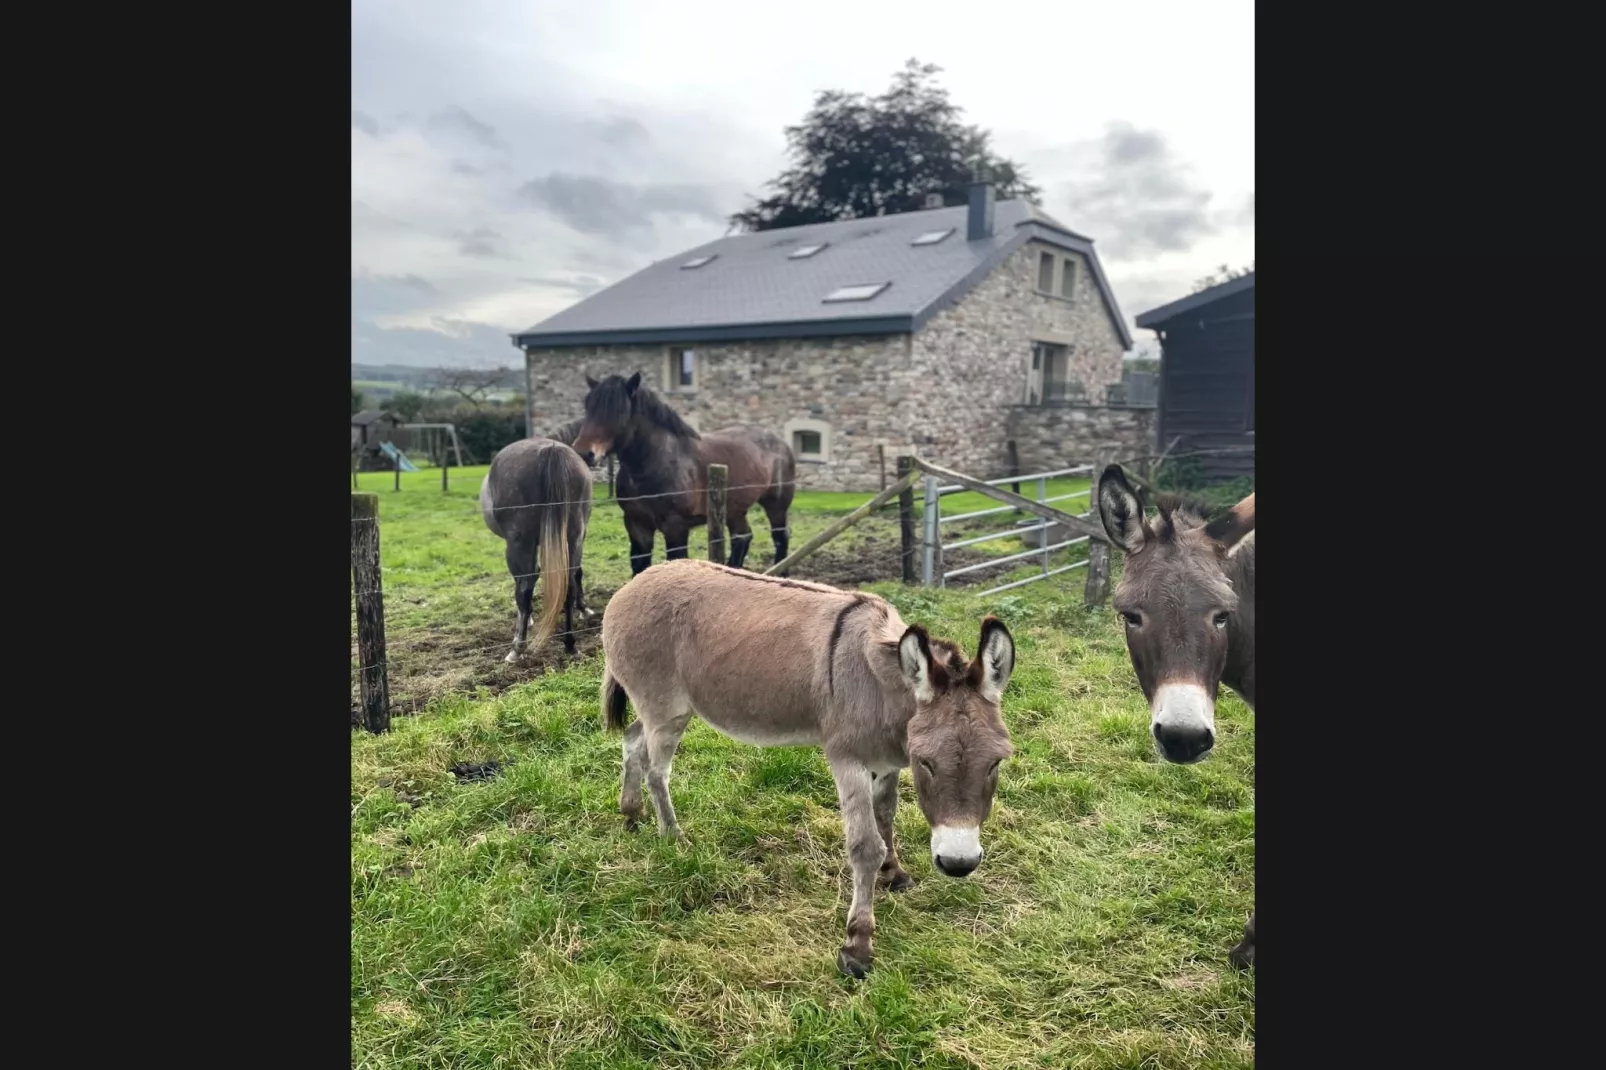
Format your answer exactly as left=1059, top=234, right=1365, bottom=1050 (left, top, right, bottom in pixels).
left=784, top=417, right=833, bottom=464
left=1059, top=256, right=1078, bottom=300
left=1036, top=251, right=1056, bottom=294
left=664, top=347, right=697, bottom=392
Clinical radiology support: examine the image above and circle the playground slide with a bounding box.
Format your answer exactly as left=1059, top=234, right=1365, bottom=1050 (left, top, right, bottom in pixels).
left=377, top=441, right=420, bottom=472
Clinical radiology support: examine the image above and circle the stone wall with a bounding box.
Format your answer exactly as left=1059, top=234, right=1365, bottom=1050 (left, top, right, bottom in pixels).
left=1005, top=403, right=1156, bottom=473
left=523, top=239, right=1131, bottom=491
left=908, top=241, right=1128, bottom=477
left=525, top=335, right=917, bottom=491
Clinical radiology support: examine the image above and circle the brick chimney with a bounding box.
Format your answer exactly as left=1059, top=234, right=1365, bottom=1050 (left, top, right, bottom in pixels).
left=967, top=167, right=995, bottom=241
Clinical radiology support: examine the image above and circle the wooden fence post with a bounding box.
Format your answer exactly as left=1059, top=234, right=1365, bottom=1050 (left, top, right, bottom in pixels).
left=707, top=463, right=728, bottom=564
left=1007, top=440, right=1022, bottom=508
left=1084, top=448, right=1114, bottom=608
left=393, top=450, right=401, bottom=492
left=607, top=454, right=616, bottom=498
left=897, top=456, right=917, bottom=583
left=922, top=474, right=942, bottom=586
left=351, top=449, right=358, bottom=490
left=351, top=493, right=390, bottom=733
left=878, top=444, right=887, bottom=491
left=441, top=451, right=450, bottom=493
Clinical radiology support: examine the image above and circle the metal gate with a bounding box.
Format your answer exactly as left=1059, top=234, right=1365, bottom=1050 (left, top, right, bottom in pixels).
left=921, top=465, right=1094, bottom=596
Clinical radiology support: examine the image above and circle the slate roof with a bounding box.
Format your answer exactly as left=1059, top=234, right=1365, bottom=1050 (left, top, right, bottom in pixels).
left=513, top=199, right=1132, bottom=349
left=1134, top=272, right=1254, bottom=329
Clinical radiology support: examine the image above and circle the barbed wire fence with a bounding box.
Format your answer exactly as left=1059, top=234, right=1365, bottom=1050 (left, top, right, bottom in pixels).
left=351, top=445, right=1255, bottom=732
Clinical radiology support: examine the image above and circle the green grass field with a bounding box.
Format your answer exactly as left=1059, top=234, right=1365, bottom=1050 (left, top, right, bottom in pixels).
left=351, top=467, right=1255, bottom=1068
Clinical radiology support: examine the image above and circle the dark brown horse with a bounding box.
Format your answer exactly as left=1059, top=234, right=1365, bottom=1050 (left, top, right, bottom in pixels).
left=1096, top=466, right=1257, bottom=969
left=571, top=373, right=796, bottom=574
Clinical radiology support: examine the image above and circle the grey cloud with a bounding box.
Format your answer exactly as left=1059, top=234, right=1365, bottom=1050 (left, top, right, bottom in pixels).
left=1062, top=122, right=1215, bottom=259
left=451, top=160, right=482, bottom=176
left=351, top=110, right=380, bottom=137
left=351, top=272, right=441, bottom=320
left=1111, top=273, right=1195, bottom=327
left=455, top=227, right=511, bottom=259
left=597, top=115, right=650, bottom=148
left=427, top=105, right=506, bottom=150
left=518, top=274, right=607, bottom=297
left=517, top=172, right=727, bottom=238
left=351, top=316, right=520, bottom=368
left=1238, top=191, right=1254, bottom=225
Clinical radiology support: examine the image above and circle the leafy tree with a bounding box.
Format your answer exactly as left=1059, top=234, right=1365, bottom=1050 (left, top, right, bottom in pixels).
left=427, top=365, right=516, bottom=408
left=731, top=60, right=1040, bottom=232
left=1191, top=262, right=1255, bottom=293
left=351, top=384, right=364, bottom=414
left=381, top=391, right=428, bottom=422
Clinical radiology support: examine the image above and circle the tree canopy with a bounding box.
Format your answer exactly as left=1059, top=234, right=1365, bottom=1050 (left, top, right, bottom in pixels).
left=1191, top=262, right=1255, bottom=293
left=730, top=60, right=1040, bottom=232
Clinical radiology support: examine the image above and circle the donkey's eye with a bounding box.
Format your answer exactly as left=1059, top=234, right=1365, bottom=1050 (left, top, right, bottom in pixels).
left=919, top=759, right=935, bottom=777
left=988, top=759, right=1002, bottom=776
left=1213, top=611, right=1231, bottom=629
left=1121, top=612, right=1142, bottom=628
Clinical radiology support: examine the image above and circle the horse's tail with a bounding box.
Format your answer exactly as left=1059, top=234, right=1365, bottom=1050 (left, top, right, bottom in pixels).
left=601, top=665, right=630, bottom=732
left=530, top=470, right=572, bottom=652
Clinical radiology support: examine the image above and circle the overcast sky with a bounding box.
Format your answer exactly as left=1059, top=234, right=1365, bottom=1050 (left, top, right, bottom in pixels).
left=352, top=0, right=1254, bottom=368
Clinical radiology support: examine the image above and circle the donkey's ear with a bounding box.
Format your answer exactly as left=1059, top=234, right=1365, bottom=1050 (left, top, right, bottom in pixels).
left=1097, top=465, right=1150, bottom=554
left=898, top=626, right=936, bottom=704
left=584, top=374, right=599, bottom=389
left=1205, top=491, right=1255, bottom=556
left=972, top=616, right=1015, bottom=703
left=625, top=371, right=642, bottom=395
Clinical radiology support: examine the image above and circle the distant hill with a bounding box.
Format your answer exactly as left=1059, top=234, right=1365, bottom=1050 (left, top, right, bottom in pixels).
left=352, top=363, right=522, bottom=406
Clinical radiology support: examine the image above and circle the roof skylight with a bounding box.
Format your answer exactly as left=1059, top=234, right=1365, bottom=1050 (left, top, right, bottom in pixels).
left=911, top=228, right=954, bottom=246
left=681, top=255, right=717, bottom=269
left=789, top=243, right=828, bottom=259
left=823, top=282, right=890, bottom=303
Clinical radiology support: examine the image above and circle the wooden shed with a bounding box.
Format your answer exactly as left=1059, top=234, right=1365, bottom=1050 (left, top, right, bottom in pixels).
left=1134, top=273, right=1254, bottom=482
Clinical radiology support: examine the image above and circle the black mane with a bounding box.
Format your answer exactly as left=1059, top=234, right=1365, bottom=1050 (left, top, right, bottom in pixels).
left=586, top=376, right=700, bottom=439
left=1151, top=492, right=1221, bottom=540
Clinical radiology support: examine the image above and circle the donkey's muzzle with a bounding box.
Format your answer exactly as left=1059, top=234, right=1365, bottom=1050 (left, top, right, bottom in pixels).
left=930, top=825, right=983, bottom=878
left=579, top=449, right=597, bottom=466
left=934, top=853, right=980, bottom=878
left=1153, top=722, right=1214, bottom=764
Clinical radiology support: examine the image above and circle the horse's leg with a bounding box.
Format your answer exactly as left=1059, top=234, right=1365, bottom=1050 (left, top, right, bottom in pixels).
left=828, top=757, right=886, bottom=979
left=505, top=539, right=537, bottom=663
left=761, top=497, right=790, bottom=571
left=642, top=705, right=693, bottom=841
left=873, top=769, right=914, bottom=892
left=624, top=510, right=656, bottom=576
left=619, top=720, right=647, bottom=830
left=662, top=517, right=691, bottom=561
left=727, top=512, right=754, bottom=570
left=1229, top=910, right=1255, bottom=969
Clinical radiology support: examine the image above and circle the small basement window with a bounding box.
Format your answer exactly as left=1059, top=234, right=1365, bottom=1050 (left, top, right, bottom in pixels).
left=911, top=228, right=954, bottom=246
left=784, top=418, right=833, bottom=463
left=1037, top=251, right=1055, bottom=293
left=665, top=348, right=697, bottom=390
left=681, top=255, right=716, bottom=269
left=1059, top=258, right=1077, bottom=299
left=823, top=282, right=889, bottom=303
left=789, top=243, right=827, bottom=259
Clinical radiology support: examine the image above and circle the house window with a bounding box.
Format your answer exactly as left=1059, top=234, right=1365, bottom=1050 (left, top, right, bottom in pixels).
left=1059, top=258, right=1077, bottom=299
left=665, top=348, right=696, bottom=391
left=1037, top=252, right=1055, bottom=293
left=784, top=418, right=832, bottom=463
left=1027, top=341, right=1074, bottom=404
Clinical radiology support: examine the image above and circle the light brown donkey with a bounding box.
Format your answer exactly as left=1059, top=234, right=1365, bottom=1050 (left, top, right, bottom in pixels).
left=599, top=559, right=1016, bottom=978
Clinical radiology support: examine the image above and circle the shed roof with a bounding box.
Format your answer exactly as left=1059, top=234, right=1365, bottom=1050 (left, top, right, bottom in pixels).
left=1134, top=272, right=1255, bottom=330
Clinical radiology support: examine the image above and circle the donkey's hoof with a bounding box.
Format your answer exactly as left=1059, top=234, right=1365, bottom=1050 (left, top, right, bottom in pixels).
left=504, top=649, right=522, bottom=664
left=837, top=947, right=871, bottom=979
left=1228, top=940, right=1255, bottom=971
left=887, top=870, right=916, bottom=893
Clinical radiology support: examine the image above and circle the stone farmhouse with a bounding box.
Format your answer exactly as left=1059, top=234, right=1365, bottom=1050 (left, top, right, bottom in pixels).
left=514, top=178, right=1155, bottom=491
